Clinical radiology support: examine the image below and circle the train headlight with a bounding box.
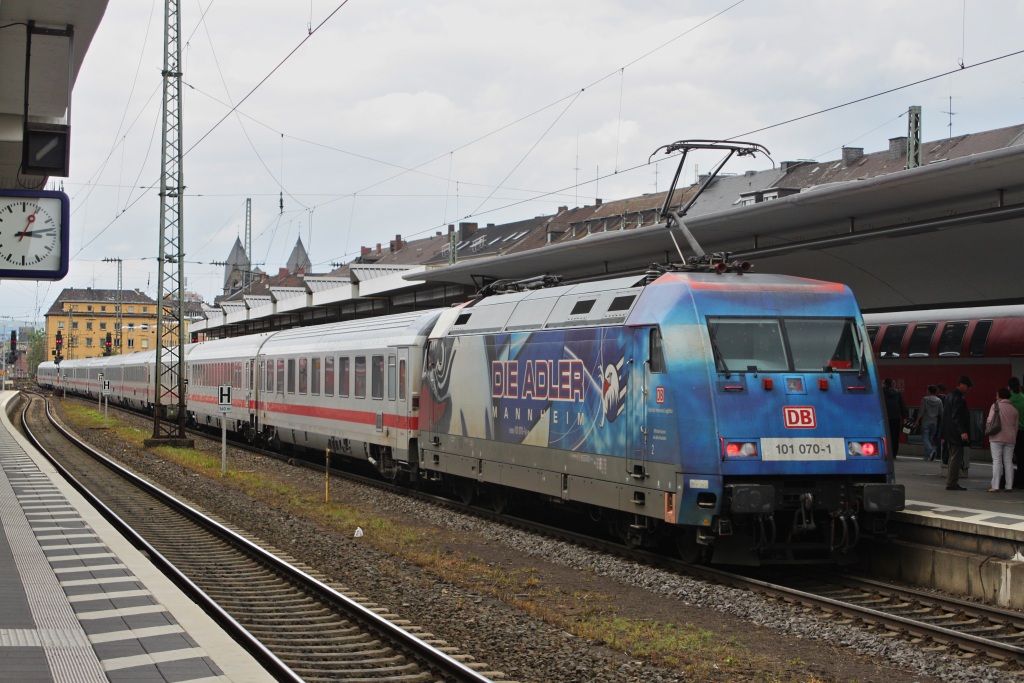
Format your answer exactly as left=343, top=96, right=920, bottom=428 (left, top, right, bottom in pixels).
left=724, top=441, right=758, bottom=457
left=848, top=441, right=878, bottom=456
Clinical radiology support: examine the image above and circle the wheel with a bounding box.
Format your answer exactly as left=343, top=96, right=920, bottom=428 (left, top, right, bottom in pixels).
left=456, top=477, right=475, bottom=505
left=489, top=486, right=510, bottom=515
left=675, top=528, right=703, bottom=564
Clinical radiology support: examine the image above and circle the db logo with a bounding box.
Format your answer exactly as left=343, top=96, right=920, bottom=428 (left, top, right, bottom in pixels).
left=783, top=406, right=816, bottom=429
left=655, top=386, right=665, bottom=404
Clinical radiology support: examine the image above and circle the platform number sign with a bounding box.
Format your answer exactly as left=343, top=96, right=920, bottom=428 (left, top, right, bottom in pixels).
left=218, top=385, right=232, bottom=412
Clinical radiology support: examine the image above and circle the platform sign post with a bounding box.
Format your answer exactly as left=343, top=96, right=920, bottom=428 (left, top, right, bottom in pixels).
left=218, top=385, right=231, bottom=475
left=103, top=380, right=111, bottom=427
left=98, top=373, right=104, bottom=411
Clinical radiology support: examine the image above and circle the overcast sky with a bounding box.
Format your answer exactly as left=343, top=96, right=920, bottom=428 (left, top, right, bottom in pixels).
left=3, top=0, right=1023, bottom=329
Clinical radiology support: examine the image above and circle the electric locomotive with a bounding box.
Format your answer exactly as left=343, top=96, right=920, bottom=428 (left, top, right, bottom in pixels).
left=419, top=268, right=903, bottom=564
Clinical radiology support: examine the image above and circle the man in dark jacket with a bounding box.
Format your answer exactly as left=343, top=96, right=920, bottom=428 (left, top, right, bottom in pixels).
left=942, top=375, right=973, bottom=490
left=882, top=378, right=908, bottom=457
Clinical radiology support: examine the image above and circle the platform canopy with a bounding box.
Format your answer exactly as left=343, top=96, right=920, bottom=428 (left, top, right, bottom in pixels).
left=412, top=144, right=1024, bottom=312
left=0, top=1, right=108, bottom=187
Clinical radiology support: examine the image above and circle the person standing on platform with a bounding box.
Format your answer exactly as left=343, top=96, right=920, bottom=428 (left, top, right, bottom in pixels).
left=915, top=385, right=943, bottom=461
left=1008, top=377, right=1024, bottom=488
left=882, top=378, right=908, bottom=457
left=987, top=387, right=1019, bottom=492
left=943, top=375, right=973, bottom=491
left=935, top=383, right=948, bottom=464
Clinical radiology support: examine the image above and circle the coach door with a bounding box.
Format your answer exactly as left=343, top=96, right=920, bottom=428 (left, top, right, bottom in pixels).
left=629, top=328, right=650, bottom=480
left=395, top=348, right=411, bottom=457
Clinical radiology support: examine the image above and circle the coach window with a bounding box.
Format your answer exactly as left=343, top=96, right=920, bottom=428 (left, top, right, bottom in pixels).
left=398, top=359, right=407, bottom=400
left=907, top=323, right=937, bottom=357
left=354, top=356, right=366, bottom=398
left=371, top=355, right=385, bottom=400
left=878, top=324, right=907, bottom=358
left=298, top=357, right=308, bottom=394
left=265, top=361, right=273, bottom=393
left=287, top=359, right=296, bottom=394
left=937, top=321, right=968, bottom=357
left=387, top=355, right=397, bottom=400
left=649, top=329, right=665, bottom=373
left=968, top=320, right=993, bottom=357
left=864, top=325, right=879, bottom=347
left=311, top=357, right=321, bottom=395
left=277, top=359, right=285, bottom=393
left=324, top=357, right=334, bottom=396
left=339, top=357, right=350, bottom=397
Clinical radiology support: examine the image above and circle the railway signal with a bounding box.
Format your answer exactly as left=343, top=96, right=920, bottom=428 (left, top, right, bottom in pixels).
left=104, top=332, right=113, bottom=356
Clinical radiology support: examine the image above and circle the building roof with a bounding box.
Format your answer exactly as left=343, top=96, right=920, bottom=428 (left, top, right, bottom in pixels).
left=286, top=237, right=312, bottom=274
left=46, top=288, right=157, bottom=316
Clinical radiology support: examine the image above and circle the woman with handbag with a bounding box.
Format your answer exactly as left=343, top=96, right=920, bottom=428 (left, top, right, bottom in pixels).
left=987, top=387, right=1019, bottom=492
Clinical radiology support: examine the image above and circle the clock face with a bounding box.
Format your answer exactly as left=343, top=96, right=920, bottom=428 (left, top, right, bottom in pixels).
left=0, top=191, right=69, bottom=280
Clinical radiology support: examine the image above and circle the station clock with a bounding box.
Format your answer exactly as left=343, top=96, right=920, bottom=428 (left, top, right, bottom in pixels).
left=0, top=189, right=70, bottom=280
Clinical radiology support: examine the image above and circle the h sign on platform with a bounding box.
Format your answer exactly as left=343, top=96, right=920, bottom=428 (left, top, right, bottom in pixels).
left=219, top=385, right=232, bottom=406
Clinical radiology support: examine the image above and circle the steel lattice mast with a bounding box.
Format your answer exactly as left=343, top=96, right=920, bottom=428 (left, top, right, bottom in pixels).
left=150, top=0, right=189, bottom=443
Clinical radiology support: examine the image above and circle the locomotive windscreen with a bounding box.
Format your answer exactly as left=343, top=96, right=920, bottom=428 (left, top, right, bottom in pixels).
left=708, top=317, right=863, bottom=373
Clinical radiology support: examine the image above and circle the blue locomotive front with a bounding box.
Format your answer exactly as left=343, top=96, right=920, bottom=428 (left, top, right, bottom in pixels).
left=634, top=271, right=904, bottom=563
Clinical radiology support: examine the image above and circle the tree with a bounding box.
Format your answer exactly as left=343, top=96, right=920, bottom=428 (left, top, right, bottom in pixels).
left=25, top=328, right=47, bottom=379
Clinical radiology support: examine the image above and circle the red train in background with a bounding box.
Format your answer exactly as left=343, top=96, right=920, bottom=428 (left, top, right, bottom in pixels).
left=863, top=305, right=1024, bottom=447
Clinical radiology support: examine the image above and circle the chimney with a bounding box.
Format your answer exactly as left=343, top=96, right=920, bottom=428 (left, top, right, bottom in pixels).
left=459, top=222, right=478, bottom=241
left=595, top=198, right=602, bottom=206
left=841, top=147, right=864, bottom=167
left=558, top=205, right=568, bottom=213
left=436, top=231, right=442, bottom=236
left=278, top=267, right=288, bottom=277
left=375, top=243, right=381, bottom=254
left=391, top=234, right=403, bottom=252
left=361, top=246, right=371, bottom=257
left=448, top=224, right=455, bottom=234
left=888, top=136, right=908, bottom=161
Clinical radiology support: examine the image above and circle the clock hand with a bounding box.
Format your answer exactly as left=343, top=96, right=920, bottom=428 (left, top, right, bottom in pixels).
left=17, top=213, right=36, bottom=241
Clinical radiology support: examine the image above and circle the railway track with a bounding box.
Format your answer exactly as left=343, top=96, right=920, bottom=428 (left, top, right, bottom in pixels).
left=49, top=392, right=1024, bottom=671
left=19, top=392, right=502, bottom=683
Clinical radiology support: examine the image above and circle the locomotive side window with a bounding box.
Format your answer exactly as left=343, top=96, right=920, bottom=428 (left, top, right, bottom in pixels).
left=968, top=320, right=994, bottom=357
left=387, top=355, right=397, bottom=400
left=339, top=357, right=350, bottom=397
left=324, top=357, right=334, bottom=396
left=649, top=328, right=665, bottom=373
left=371, top=355, right=385, bottom=400
left=276, top=359, right=285, bottom=393
left=287, top=359, right=296, bottom=394
left=907, top=323, right=937, bottom=357
left=608, top=295, right=635, bottom=312
left=354, top=356, right=366, bottom=398
left=311, top=357, right=321, bottom=395
left=785, top=319, right=862, bottom=371
left=708, top=318, right=787, bottom=372
left=399, top=359, right=407, bottom=400
left=571, top=299, right=595, bottom=316
left=879, top=324, right=907, bottom=357
left=937, top=321, right=968, bottom=357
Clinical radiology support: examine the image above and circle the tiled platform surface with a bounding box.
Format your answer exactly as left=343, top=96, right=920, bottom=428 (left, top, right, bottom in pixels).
left=895, top=448, right=1024, bottom=538
left=0, top=391, right=274, bottom=683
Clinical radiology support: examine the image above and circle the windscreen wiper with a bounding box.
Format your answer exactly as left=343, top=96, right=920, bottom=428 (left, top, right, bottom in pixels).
left=707, top=326, right=731, bottom=378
